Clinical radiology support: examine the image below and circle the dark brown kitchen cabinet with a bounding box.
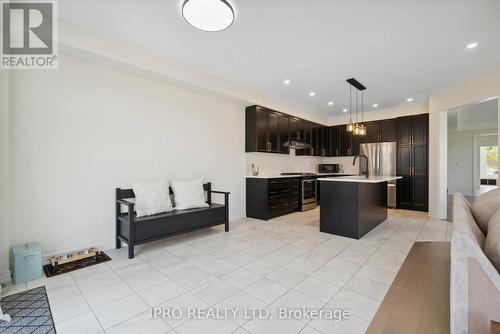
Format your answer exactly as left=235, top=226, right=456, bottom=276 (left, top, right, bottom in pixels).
left=311, top=126, right=319, bottom=156
left=396, top=113, right=429, bottom=211
left=397, top=117, right=412, bottom=146
left=320, top=127, right=331, bottom=157
left=278, top=114, right=290, bottom=154
left=379, top=119, right=397, bottom=142
left=360, top=119, right=397, bottom=143
left=411, top=115, right=428, bottom=145
left=350, top=131, right=360, bottom=156
left=289, top=118, right=305, bottom=142
left=330, top=126, right=341, bottom=157
left=268, top=112, right=279, bottom=153
left=246, top=105, right=289, bottom=154
left=397, top=115, right=427, bottom=145
left=246, top=177, right=300, bottom=220
left=361, top=122, right=380, bottom=143
left=338, top=125, right=359, bottom=156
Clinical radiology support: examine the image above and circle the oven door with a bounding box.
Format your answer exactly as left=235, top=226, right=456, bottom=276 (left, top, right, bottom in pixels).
left=302, top=178, right=317, bottom=204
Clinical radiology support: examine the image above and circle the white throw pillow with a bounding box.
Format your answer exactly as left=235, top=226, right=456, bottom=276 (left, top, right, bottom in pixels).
left=171, top=178, right=209, bottom=210
left=132, top=178, right=173, bottom=217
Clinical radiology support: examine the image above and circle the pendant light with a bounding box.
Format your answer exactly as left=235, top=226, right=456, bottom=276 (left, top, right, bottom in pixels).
left=346, top=86, right=354, bottom=132
left=345, top=78, right=367, bottom=137
left=353, top=90, right=360, bottom=135
left=182, top=0, right=235, bottom=32
left=359, top=91, right=366, bottom=136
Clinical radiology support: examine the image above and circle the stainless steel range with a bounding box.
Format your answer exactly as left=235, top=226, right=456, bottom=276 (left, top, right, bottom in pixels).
left=281, top=173, right=318, bottom=211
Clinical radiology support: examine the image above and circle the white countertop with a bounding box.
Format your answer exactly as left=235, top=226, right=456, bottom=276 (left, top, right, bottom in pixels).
left=246, top=173, right=355, bottom=179
left=246, top=175, right=302, bottom=179
left=317, top=175, right=402, bottom=183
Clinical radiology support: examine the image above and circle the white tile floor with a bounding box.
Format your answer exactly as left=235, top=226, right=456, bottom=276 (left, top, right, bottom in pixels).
left=2, top=208, right=452, bottom=334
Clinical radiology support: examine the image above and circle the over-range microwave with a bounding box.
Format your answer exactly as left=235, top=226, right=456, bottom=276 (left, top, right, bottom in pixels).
left=318, top=164, right=340, bottom=173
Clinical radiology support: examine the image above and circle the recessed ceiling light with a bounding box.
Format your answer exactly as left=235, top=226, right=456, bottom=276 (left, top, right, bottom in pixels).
left=342, top=108, right=348, bottom=113
left=284, top=79, right=291, bottom=85
left=372, top=103, right=378, bottom=108
left=328, top=101, right=334, bottom=106
left=407, top=97, right=414, bottom=102
left=182, top=0, right=235, bottom=32
left=309, top=92, right=316, bottom=97
left=466, top=42, right=478, bottom=49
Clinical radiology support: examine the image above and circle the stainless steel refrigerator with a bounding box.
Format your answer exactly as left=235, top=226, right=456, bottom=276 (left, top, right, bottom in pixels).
left=360, top=142, right=397, bottom=208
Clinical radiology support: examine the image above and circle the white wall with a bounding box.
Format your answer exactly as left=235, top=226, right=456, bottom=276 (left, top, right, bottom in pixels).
left=0, top=70, right=10, bottom=281
left=60, top=20, right=328, bottom=126
left=327, top=103, right=428, bottom=126
left=447, top=129, right=497, bottom=196
left=429, top=69, right=500, bottom=219
left=9, top=55, right=247, bottom=257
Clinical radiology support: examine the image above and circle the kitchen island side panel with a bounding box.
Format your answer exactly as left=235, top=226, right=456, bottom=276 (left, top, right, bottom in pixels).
left=358, top=181, right=388, bottom=237
left=320, top=181, right=360, bottom=238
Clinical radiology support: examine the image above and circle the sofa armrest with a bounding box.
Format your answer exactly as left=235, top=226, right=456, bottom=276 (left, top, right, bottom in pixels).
left=451, top=232, right=500, bottom=334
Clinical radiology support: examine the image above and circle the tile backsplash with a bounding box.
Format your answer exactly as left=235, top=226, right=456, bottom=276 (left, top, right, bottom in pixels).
left=246, top=150, right=359, bottom=176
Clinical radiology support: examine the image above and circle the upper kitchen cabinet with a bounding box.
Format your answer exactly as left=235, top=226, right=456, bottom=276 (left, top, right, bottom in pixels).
left=330, top=126, right=341, bottom=157
left=338, top=125, right=359, bottom=156
left=278, top=113, right=290, bottom=154
left=379, top=119, right=398, bottom=142
left=289, top=118, right=306, bottom=142
left=361, top=122, right=380, bottom=143
left=296, top=122, right=316, bottom=156
left=245, top=105, right=289, bottom=154
left=397, top=114, right=428, bottom=145
left=360, top=119, right=397, bottom=143
left=320, top=126, right=331, bottom=157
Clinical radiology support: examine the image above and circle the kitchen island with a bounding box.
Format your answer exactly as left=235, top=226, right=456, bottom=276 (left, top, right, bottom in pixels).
left=318, top=176, right=402, bottom=239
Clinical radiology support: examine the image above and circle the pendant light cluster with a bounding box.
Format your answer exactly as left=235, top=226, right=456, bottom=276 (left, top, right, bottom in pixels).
left=346, top=78, right=367, bottom=136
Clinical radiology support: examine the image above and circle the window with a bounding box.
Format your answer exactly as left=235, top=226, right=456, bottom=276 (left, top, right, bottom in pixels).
left=480, top=146, right=498, bottom=185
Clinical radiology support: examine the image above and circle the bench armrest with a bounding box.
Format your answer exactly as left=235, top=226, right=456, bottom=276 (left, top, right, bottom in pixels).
left=117, top=199, right=135, bottom=207
left=211, top=190, right=230, bottom=195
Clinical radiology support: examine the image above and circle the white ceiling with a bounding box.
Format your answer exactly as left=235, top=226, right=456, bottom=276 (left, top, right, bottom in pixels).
left=59, top=0, right=500, bottom=116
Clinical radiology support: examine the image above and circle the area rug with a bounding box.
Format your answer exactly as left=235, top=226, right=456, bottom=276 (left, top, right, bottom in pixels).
left=0, top=286, right=55, bottom=333
left=43, top=251, right=111, bottom=278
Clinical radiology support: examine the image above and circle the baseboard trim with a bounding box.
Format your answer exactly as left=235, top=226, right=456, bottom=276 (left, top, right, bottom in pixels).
left=42, top=241, right=116, bottom=264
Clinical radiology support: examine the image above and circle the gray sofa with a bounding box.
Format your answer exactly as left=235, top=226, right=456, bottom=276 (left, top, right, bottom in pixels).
left=451, top=192, right=500, bottom=334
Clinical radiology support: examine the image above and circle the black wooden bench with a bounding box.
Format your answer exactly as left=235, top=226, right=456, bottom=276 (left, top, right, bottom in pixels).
left=115, top=182, right=229, bottom=259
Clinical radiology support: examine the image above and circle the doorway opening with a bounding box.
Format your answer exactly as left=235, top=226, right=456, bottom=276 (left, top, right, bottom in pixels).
left=446, top=98, right=498, bottom=220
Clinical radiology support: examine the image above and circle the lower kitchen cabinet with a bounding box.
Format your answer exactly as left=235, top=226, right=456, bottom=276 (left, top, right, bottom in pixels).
left=397, top=176, right=428, bottom=211
left=246, top=177, right=300, bottom=220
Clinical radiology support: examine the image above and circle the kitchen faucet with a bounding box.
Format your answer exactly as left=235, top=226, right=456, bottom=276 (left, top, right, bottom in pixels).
left=353, top=154, right=369, bottom=178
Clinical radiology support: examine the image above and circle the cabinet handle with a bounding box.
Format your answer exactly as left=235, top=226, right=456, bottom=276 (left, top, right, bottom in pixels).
left=297, top=131, right=300, bottom=140
left=267, top=142, right=271, bottom=152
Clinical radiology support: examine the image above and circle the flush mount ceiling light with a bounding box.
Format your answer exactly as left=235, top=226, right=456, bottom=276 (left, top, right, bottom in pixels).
left=407, top=97, right=414, bottom=102
left=372, top=103, right=378, bottom=108
left=342, top=108, right=348, bottom=113
left=309, top=92, right=316, bottom=97
left=182, top=0, right=235, bottom=32
left=328, top=101, right=334, bottom=106
left=283, top=79, right=291, bottom=85
left=466, top=42, right=478, bottom=49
